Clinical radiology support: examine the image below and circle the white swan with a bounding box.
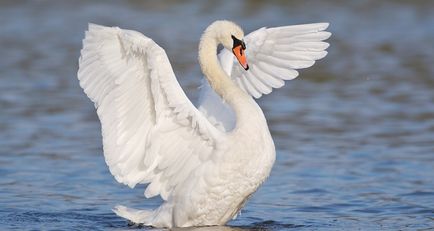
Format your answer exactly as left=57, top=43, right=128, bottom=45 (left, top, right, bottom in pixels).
left=77, top=20, right=330, bottom=228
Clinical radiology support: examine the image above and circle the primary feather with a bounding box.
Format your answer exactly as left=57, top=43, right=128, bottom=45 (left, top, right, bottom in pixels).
left=78, top=24, right=221, bottom=200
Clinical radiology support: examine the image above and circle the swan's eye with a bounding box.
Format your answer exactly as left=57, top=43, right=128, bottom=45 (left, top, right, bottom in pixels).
left=231, top=35, right=245, bottom=50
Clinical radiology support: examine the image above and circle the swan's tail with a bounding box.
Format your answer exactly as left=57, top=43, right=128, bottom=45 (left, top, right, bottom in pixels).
left=112, top=205, right=153, bottom=224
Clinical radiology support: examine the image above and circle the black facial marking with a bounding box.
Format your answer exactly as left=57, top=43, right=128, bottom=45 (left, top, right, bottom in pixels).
left=231, top=35, right=246, bottom=50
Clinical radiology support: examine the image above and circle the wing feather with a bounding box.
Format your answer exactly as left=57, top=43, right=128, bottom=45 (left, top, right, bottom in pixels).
left=78, top=24, right=223, bottom=199
left=230, top=23, right=330, bottom=98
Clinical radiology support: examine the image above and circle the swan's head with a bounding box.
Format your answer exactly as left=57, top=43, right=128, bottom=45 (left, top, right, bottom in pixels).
left=207, top=20, right=249, bottom=70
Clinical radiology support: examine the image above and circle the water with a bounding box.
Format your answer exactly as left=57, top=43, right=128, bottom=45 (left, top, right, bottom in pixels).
left=1, top=0, right=433, bottom=230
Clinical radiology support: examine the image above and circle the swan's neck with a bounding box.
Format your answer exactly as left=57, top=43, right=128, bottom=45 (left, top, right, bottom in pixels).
left=198, top=35, right=234, bottom=98
left=198, top=29, right=261, bottom=130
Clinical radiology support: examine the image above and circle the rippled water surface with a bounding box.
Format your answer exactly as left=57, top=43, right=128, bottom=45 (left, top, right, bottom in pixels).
left=1, top=0, right=434, bottom=230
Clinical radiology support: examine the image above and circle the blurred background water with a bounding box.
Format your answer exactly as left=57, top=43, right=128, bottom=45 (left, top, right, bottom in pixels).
left=0, top=0, right=433, bottom=230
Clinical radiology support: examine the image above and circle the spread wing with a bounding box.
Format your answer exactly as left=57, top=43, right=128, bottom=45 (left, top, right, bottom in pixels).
left=198, top=23, right=330, bottom=130
left=227, top=22, right=330, bottom=98
left=78, top=24, right=222, bottom=200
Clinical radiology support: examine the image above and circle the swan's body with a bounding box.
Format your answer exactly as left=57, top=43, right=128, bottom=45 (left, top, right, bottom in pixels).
left=78, top=20, right=330, bottom=228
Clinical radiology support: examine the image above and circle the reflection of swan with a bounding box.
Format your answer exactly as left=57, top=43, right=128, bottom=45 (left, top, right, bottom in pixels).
left=77, top=20, right=330, bottom=228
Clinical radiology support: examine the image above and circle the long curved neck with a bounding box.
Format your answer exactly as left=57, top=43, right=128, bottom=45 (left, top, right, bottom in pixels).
left=198, top=32, right=236, bottom=100
left=198, top=29, right=261, bottom=131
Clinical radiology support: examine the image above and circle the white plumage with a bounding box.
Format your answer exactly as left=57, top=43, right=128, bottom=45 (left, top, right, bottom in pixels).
left=198, top=22, right=330, bottom=131
left=77, top=20, right=330, bottom=228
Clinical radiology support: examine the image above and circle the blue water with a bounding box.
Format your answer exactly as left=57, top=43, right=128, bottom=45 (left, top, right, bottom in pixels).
left=1, top=0, right=433, bottom=230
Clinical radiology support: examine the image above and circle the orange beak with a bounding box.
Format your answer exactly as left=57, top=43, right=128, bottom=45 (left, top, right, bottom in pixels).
left=232, top=45, right=249, bottom=70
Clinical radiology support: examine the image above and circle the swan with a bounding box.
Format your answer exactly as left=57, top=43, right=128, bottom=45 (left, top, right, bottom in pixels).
left=77, top=20, right=330, bottom=228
